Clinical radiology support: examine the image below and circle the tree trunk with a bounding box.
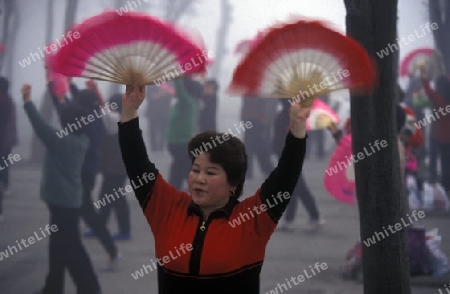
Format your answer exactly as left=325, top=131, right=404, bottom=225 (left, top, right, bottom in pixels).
left=344, top=0, right=411, bottom=293
left=210, top=0, right=232, bottom=79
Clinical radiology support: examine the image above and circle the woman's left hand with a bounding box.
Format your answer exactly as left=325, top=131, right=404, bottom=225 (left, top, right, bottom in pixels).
left=21, top=84, right=31, bottom=103
left=289, top=102, right=310, bottom=138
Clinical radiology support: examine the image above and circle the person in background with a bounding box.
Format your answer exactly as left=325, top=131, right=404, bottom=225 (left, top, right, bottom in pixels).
left=241, top=97, right=278, bottom=179
left=167, top=77, right=202, bottom=190
left=22, top=84, right=101, bottom=294
left=146, top=84, right=172, bottom=152
left=406, top=76, right=428, bottom=153
left=0, top=77, right=14, bottom=221
left=2, top=78, right=17, bottom=197
left=97, top=93, right=131, bottom=240
left=198, top=79, right=219, bottom=132
left=274, top=99, right=325, bottom=232
left=118, top=84, right=309, bottom=293
left=47, top=78, right=121, bottom=270
left=421, top=71, right=450, bottom=194
left=75, top=81, right=122, bottom=269
left=398, top=86, right=424, bottom=188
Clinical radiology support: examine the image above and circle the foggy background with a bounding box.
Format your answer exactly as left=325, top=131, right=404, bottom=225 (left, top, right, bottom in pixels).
left=3, top=0, right=434, bottom=161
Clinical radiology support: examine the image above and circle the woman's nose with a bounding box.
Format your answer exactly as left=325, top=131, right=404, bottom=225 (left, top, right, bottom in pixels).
left=195, top=173, right=206, bottom=183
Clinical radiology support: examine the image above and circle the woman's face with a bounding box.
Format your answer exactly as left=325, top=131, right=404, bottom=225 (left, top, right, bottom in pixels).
left=188, top=153, right=235, bottom=216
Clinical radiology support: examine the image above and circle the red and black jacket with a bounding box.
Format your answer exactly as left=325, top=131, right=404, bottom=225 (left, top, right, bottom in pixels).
left=119, top=117, right=306, bottom=294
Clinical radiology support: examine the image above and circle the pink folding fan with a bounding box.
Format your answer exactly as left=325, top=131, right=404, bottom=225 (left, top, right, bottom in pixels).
left=51, top=10, right=208, bottom=86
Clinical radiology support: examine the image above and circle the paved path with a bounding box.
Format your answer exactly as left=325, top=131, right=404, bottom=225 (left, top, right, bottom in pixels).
left=1, top=151, right=449, bottom=294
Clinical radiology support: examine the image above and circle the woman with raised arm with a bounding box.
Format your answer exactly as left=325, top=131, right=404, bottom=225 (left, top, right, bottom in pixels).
left=119, top=84, right=309, bottom=294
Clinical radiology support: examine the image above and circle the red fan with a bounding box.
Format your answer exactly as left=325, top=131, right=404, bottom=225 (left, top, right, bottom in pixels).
left=400, top=48, right=434, bottom=77
left=229, top=18, right=376, bottom=107
left=52, top=10, right=208, bottom=86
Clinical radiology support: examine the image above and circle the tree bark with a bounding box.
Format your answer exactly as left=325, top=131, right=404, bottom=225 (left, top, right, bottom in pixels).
left=344, top=0, right=411, bottom=293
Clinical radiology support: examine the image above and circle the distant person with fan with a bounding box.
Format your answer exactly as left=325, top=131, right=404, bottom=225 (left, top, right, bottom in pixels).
left=118, top=84, right=309, bottom=293
left=167, top=77, right=202, bottom=190
left=21, top=84, right=101, bottom=294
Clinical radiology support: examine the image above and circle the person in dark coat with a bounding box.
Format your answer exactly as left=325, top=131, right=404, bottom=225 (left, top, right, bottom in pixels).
left=0, top=77, right=14, bottom=219
left=22, top=84, right=101, bottom=294
left=47, top=80, right=121, bottom=269
left=97, top=93, right=131, bottom=240
left=146, top=85, right=172, bottom=151
left=198, top=79, right=218, bottom=132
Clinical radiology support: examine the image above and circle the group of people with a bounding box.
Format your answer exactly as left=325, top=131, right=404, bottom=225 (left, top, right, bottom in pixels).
left=0, top=67, right=318, bottom=293
left=4, top=64, right=447, bottom=293
left=15, top=71, right=132, bottom=293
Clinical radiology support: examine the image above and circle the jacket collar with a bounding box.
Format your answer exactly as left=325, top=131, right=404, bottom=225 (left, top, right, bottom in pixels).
left=187, top=197, right=240, bottom=220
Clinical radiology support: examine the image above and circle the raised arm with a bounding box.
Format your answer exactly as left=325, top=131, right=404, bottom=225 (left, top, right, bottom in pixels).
left=260, top=103, right=309, bottom=220
left=119, top=84, right=159, bottom=210
left=22, top=84, right=61, bottom=150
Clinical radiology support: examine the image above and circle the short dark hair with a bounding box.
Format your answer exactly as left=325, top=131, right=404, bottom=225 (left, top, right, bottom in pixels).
left=188, top=131, right=247, bottom=198
left=60, top=104, right=89, bottom=135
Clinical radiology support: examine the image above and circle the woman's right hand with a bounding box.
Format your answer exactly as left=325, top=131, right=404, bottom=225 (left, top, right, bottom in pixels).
left=122, top=84, right=146, bottom=122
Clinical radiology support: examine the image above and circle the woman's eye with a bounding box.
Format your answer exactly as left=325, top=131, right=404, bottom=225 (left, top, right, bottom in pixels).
left=207, top=172, right=216, bottom=176
left=191, top=169, right=200, bottom=173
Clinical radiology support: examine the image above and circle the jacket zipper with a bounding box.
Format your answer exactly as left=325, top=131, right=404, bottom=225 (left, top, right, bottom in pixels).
left=189, top=218, right=209, bottom=275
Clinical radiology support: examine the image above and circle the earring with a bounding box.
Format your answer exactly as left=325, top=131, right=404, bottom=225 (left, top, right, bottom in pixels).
left=230, top=190, right=236, bottom=196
